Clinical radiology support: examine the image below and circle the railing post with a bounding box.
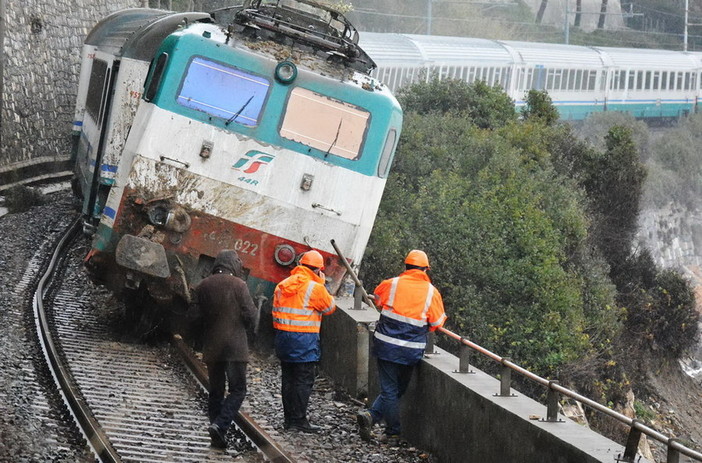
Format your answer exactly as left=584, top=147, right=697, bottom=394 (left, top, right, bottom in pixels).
left=458, top=342, right=473, bottom=373
left=666, top=438, right=680, bottom=463
left=499, top=358, right=512, bottom=397
left=545, top=380, right=561, bottom=422
left=353, top=280, right=363, bottom=310
left=425, top=331, right=435, bottom=355
left=620, top=419, right=642, bottom=462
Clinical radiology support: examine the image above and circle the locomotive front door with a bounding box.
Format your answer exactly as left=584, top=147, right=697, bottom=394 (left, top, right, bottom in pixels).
left=78, top=52, right=118, bottom=232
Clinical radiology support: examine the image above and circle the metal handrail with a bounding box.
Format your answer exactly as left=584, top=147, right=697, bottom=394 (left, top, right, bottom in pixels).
left=436, top=326, right=702, bottom=462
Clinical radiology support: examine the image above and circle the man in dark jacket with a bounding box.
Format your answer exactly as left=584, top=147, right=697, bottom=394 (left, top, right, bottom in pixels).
left=194, top=249, right=258, bottom=449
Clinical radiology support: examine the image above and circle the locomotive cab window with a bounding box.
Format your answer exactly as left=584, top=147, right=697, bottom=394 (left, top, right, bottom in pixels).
left=177, top=57, right=270, bottom=127
left=86, top=59, right=109, bottom=124
left=280, top=87, right=369, bottom=160
left=145, top=53, right=168, bottom=102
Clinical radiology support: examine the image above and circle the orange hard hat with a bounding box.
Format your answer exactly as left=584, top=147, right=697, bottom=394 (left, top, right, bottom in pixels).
left=300, top=250, right=325, bottom=269
left=405, top=249, right=430, bottom=268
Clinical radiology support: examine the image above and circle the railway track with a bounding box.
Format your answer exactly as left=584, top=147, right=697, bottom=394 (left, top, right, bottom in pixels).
left=32, top=218, right=295, bottom=462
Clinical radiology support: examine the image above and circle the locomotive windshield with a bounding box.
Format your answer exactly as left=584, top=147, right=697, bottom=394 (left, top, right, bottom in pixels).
left=280, top=87, right=369, bottom=160
left=176, top=57, right=270, bottom=127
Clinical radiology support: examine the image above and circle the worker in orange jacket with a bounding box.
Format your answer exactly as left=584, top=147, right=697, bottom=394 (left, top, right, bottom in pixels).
left=272, top=250, right=336, bottom=433
left=357, top=250, right=447, bottom=446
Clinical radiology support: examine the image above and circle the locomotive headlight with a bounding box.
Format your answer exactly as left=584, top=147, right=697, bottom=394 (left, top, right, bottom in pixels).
left=275, top=61, right=297, bottom=84
left=144, top=200, right=192, bottom=233
left=274, top=244, right=297, bottom=266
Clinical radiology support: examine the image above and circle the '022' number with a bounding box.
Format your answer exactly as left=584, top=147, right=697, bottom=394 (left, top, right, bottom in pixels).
left=234, top=239, right=258, bottom=256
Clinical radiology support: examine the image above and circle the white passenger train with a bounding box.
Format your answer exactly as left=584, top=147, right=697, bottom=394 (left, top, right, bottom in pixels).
left=360, top=32, right=701, bottom=121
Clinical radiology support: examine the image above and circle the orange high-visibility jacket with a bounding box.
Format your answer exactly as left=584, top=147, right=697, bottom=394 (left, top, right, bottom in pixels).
left=373, top=269, right=447, bottom=365
left=272, top=265, right=336, bottom=333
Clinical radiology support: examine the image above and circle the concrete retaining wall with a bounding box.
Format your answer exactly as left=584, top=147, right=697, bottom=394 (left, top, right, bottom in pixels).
left=1, top=0, right=143, bottom=171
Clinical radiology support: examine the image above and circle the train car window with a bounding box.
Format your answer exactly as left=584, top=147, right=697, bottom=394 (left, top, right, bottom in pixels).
left=523, top=68, right=533, bottom=91
left=533, top=66, right=547, bottom=90
left=636, top=71, right=643, bottom=90
left=628, top=71, right=635, bottom=91
left=652, top=71, right=660, bottom=90
left=377, top=129, right=397, bottom=178
left=177, top=57, right=270, bottom=127
left=86, top=59, right=108, bottom=123
left=280, top=87, right=369, bottom=161
left=145, top=53, right=168, bottom=102
left=574, top=70, right=582, bottom=90
left=98, top=68, right=112, bottom=126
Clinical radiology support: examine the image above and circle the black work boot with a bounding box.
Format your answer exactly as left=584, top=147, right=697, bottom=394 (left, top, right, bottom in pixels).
left=287, top=419, right=320, bottom=433
left=208, top=423, right=227, bottom=448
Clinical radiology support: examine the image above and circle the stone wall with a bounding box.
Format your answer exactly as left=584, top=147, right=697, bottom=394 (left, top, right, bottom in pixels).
left=1, top=0, right=144, bottom=171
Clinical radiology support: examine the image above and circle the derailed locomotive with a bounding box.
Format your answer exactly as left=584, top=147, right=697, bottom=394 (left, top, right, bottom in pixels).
left=71, top=0, right=402, bottom=330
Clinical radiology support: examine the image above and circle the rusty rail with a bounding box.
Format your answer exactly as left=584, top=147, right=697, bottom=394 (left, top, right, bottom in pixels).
left=433, top=326, right=702, bottom=463
left=171, top=335, right=296, bottom=463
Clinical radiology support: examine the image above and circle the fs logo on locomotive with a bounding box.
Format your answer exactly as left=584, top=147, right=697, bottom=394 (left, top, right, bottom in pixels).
left=233, top=151, right=274, bottom=186
left=233, top=151, right=275, bottom=174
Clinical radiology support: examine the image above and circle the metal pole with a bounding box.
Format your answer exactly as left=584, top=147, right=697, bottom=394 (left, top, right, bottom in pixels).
left=546, top=381, right=560, bottom=422
left=564, top=0, right=570, bottom=44
left=0, top=0, right=4, bottom=144
left=425, top=331, right=435, bottom=354
left=458, top=343, right=472, bottom=373
left=685, top=0, right=689, bottom=52
left=499, top=359, right=512, bottom=396
left=427, top=0, right=432, bottom=35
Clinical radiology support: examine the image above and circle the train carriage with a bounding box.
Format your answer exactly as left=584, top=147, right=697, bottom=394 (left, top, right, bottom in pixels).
left=359, top=32, right=702, bottom=122
left=601, top=47, right=699, bottom=119
left=72, top=1, right=402, bottom=327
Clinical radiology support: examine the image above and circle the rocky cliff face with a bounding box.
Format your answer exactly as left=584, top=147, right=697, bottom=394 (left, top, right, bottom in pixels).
left=638, top=203, right=702, bottom=382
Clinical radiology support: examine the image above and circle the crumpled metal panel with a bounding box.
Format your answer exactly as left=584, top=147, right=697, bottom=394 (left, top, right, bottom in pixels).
left=115, top=234, right=170, bottom=278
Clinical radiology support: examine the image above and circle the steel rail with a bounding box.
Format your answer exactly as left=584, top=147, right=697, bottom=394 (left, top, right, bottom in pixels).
left=33, top=217, right=122, bottom=463
left=437, top=326, right=702, bottom=462
left=172, top=334, right=297, bottom=463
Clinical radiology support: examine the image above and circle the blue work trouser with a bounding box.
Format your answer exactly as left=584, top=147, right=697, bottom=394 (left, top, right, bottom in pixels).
left=280, top=361, right=317, bottom=425
left=369, top=358, right=415, bottom=436
left=207, top=361, right=247, bottom=432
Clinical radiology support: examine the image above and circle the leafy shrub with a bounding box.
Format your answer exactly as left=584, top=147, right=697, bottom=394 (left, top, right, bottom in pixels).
left=617, top=250, right=700, bottom=359
left=397, top=78, right=517, bottom=129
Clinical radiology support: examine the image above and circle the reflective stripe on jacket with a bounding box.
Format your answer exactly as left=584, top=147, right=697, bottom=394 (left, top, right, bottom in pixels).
left=373, top=269, right=447, bottom=365
left=272, top=265, right=336, bottom=333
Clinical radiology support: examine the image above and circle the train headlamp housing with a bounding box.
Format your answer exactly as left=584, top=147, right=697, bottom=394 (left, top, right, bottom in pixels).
left=144, top=199, right=192, bottom=233
left=275, top=61, right=297, bottom=84
left=274, top=244, right=297, bottom=266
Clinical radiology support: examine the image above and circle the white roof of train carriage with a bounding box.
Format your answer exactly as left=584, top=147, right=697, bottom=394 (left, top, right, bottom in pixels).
left=360, top=32, right=700, bottom=71
left=498, top=40, right=607, bottom=68
left=589, top=46, right=700, bottom=70
left=359, top=32, right=608, bottom=70
left=359, top=32, right=517, bottom=68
